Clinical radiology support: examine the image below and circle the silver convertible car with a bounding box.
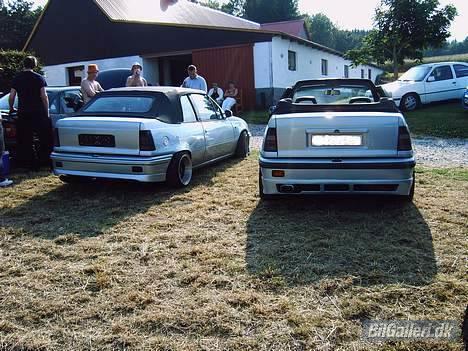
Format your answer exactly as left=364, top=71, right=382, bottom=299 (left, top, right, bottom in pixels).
left=259, top=79, right=416, bottom=201
left=52, top=87, right=250, bottom=187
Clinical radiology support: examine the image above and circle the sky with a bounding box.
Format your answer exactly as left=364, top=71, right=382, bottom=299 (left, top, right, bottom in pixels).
left=32, top=0, right=467, bottom=41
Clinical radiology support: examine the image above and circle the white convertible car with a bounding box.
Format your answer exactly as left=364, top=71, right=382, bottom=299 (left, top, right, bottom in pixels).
left=381, top=62, right=468, bottom=111
left=259, top=79, right=416, bottom=201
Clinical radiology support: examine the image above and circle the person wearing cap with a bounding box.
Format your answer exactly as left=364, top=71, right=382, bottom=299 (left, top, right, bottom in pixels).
left=9, top=55, right=52, bottom=171
left=181, top=65, right=207, bottom=92
left=81, top=64, right=104, bottom=105
left=126, top=63, right=148, bottom=87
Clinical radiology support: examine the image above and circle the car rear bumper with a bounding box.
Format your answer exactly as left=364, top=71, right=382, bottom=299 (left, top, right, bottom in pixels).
left=51, top=152, right=173, bottom=183
left=260, top=156, right=416, bottom=196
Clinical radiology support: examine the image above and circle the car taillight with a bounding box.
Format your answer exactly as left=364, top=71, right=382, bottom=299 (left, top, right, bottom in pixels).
left=54, top=128, right=60, bottom=147
left=264, top=128, right=278, bottom=152
left=139, top=130, right=156, bottom=151
left=398, top=126, right=412, bottom=151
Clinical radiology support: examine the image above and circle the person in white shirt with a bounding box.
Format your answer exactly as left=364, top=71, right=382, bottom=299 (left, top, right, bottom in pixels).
left=222, top=81, right=238, bottom=111
left=208, top=83, right=224, bottom=105
left=181, top=65, right=207, bottom=92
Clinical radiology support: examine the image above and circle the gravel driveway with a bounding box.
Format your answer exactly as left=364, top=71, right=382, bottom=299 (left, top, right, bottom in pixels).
left=249, top=124, right=468, bottom=168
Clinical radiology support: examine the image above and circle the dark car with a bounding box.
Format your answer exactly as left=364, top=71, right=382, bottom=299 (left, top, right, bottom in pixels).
left=96, top=69, right=132, bottom=90
left=0, top=87, right=82, bottom=156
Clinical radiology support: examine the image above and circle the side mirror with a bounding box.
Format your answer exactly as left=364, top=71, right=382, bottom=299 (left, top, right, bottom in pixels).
left=427, top=76, right=435, bottom=82
left=224, top=109, right=233, bottom=118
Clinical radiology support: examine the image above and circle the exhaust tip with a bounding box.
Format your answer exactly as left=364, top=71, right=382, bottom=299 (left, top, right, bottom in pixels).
left=279, top=184, right=296, bottom=193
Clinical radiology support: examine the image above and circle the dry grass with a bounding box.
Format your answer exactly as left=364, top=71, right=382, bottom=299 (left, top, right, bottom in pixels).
left=0, top=154, right=467, bottom=350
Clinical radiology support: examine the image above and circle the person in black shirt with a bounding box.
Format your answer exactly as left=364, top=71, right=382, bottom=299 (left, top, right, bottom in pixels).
left=9, top=56, right=52, bottom=170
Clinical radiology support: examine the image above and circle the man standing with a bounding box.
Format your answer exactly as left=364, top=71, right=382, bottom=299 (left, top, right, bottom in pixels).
left=9, top=56, right=52, bottom=170
left=126, top=63, right=148, bottom=87
left=81, top=64, right=104, bottom=104
left=181, top=65, right=207, bottom=92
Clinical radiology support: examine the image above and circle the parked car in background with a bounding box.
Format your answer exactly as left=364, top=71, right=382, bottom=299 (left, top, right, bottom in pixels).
left=381, top=62, right=468, bottom=111
left=96, top=68, right=132, bottom=90
left=463, top=87, right=468, bottom=110
left=259, top=79, right=416, bottom=201
left=52, top=87, right=250, bottom=187
left=0, top=87, right=82, bottom=156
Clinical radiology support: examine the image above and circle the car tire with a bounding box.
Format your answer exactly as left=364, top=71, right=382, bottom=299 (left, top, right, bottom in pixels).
left=400, top=93, right=420, bottom=112
left=258, top=169, right=273, bottom=200
left=59, top=175, right=91, bottom=184
left=167, top=152, right=193, bottom=188
left=235, top=131, right=250, bottom=158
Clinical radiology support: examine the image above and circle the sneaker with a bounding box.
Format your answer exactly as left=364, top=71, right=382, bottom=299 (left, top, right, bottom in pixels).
left=0, top=179, right=13, bottom=187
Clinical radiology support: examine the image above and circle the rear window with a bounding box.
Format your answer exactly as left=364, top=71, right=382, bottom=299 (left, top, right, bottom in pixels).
left=293, top=84, right=377, bottom=105
left=83, top=96, right=155, bottom=114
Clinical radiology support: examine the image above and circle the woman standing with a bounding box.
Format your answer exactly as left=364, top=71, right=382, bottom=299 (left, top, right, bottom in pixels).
left=126, top=63, right=148, bottom=87
left=222, top=82, right=238, bottom=111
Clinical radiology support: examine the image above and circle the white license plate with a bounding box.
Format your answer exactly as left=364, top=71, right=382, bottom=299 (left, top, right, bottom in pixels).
left=311, top=134, right=362, bottom=146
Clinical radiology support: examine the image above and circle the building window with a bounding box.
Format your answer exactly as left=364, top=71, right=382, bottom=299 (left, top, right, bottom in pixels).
left=361, top=69, right=365, bottom=79
left=288, top=51, right=297, bottom=71
left=321, top=59, right=328, bottom=76
left=344, top=65, right=349, bottom=78
left=368, top=69, right=372, bottom=80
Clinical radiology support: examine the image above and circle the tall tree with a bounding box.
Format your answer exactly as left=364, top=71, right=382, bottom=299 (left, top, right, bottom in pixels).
left=346, top=0, right=457, bottom=80
left=0, top=0, right=42, bottom=50
left=243, top=0, right=299, bottom=23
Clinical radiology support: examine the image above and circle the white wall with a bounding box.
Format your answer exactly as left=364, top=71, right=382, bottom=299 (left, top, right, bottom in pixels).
left=257, top=36, right=384, bottom=89
left=43, top=55, right=142, bottom=86
left=253, top=42, right=272, bottom=89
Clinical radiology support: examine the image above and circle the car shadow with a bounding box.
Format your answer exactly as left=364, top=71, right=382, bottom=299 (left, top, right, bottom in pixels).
left=1, top=157, right=243, bottom=239
left=246, top=196, right=436, bottom=287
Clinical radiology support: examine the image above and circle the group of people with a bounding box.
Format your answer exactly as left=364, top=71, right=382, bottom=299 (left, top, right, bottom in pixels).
left=81, top=62, right=148, bottom=104
left=0, top=60, right=239, bottom=188
left=182, top=65, right=239, bottom=111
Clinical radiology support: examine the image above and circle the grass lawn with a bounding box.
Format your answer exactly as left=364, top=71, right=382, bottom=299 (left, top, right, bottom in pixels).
left=404, top=102, right=468, bottom=138
left=242, top=102, right=468, bottom=139
left=0, top=154, right=466, bottom=350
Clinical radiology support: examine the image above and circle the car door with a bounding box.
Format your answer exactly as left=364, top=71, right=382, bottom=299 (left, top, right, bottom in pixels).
left=425, top=65, right=457, bottom=102
left=453, top=64, right=468, bottom=97
left=179, top=95, right=206, bottom=166
left=189, top=93, right=235, bottom=161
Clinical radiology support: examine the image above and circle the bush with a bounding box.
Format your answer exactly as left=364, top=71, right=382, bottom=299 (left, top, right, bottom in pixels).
left=0, top=50, right=43, bottom=94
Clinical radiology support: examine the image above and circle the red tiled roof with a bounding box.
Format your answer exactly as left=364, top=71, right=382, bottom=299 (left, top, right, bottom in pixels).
left=261, top=19, right=309, bottom=40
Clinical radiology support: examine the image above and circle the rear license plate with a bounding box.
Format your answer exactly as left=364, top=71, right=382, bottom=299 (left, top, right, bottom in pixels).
left=78, top=134, right=115, bottom=147
left=311, top=134, right=362, bottom=147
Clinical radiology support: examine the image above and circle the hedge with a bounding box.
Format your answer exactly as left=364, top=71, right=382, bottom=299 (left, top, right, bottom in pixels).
left=0, top=50, right=43, bottom=94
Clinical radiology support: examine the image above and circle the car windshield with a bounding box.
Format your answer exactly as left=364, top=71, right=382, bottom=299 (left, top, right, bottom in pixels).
left=399, top=66, right=432, bottom=81
left=293, top=84, right=377, bottom=104
left=83, top=95, right=155, bottom=114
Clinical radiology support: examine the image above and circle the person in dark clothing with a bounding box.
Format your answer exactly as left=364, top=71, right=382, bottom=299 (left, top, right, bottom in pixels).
left=9, top=56, right=52, bottom=170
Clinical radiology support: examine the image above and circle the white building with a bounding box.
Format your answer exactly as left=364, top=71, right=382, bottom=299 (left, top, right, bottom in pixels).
left=26, top=0, right=384, bottom=109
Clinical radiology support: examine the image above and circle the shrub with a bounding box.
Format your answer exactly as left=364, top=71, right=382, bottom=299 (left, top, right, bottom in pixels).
left=0, top=50, right=43, bottom=94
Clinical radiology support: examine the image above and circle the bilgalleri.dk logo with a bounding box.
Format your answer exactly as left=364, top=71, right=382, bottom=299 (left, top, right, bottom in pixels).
left=362, top=320, right=460, bottom=341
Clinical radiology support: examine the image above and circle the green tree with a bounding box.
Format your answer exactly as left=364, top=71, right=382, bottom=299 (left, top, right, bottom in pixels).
left=243, top=0, right=299, bottom=23
left=305, top=13, right=336, bottom=47
left=346, top=0, right=457, bottom=80
left=0, top=0, right=42, bottom=50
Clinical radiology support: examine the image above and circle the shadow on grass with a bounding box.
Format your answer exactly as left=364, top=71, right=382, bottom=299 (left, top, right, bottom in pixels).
left=246, top=196, right=436, bottom=286
left=1, top=158, right=242, bottom=239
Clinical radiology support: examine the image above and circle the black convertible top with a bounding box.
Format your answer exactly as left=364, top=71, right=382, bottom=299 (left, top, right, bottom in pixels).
left=74, top=87, right=204, bottom=124
left=273, top=79, right=400, bottom=115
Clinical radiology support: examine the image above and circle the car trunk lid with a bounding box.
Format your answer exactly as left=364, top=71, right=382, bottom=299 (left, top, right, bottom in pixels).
left=275, top=112, right=400, bottom=158
left=56, top=117, right=145, bottom=156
